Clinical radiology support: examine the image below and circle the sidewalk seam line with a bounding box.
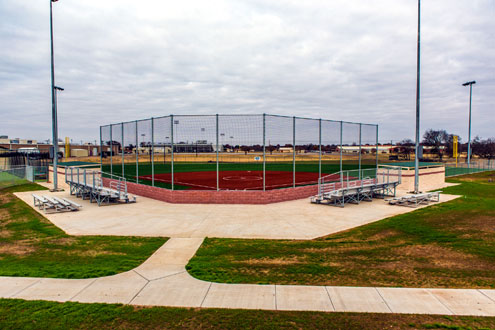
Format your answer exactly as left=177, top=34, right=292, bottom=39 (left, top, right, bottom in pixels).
left=133, top=269, right=150, bottom=282
left=427, top=289, right=455, bottom=315
left=274, top=285, right=277, bottom=310
left=69, top=278, right=97, bottom=301
left=149, top=270, right=186, bottom=282
left=478, top=290, right=495, bottom=303
left=128, top=277, right=150, bottom=304
left=200, top=282, right=212, bottom=308
left=375, top=288, right=393, bottom=313
left=9, top=279, right=41, bottom=298
left=324, top=287, right=335, bottom=311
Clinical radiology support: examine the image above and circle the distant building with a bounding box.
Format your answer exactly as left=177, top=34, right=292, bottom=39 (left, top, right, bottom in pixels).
left=0, top=136, right=37, bottom=145
left=339, top=145, right=393, bottom=154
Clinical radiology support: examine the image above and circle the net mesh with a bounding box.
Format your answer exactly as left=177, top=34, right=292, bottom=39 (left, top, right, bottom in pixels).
left=342, top=122, right=360, bottom=171
left=123, top=121, right=137, bottom=183
left=100, top=125, right=111, bottom=172
left=321, top=119, right=342, bottom=176
left=172, top=115, right=217, bottom=190
left=295, top=118, right=320, bottom=187
left=136, top=119, right=152, bottom=185
left=265, top=115, right=293, bottom=188
left=218, top=115, right=263, bottom=190
left=361, top=124, right=378, bottom=167
left=100, top=115, right=377, bottom=191
left=153, top=116, right=172, bottom=189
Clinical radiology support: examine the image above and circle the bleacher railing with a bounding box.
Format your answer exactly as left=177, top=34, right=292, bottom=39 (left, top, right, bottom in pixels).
left=318, top=166, right=402, bottom=196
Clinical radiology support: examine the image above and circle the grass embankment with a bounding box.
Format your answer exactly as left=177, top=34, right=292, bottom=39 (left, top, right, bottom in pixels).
left=0, top=183, right=166, bottom=278
left=1, top=299, right=494, bottom=330
left=187, top=172, right=495, bottom=288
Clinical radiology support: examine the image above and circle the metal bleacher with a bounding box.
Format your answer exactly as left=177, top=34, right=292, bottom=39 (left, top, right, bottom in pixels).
left=65, top=167, right=136, bottom=206
left=310, top=166, right=402, bottom=207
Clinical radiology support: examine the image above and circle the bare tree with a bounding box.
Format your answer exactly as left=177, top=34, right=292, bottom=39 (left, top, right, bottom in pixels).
left=397, top=139, right=414, bottom=160
left=471, top=137, right=495, bottom=164
left=422, top=129, right=449, bottom=161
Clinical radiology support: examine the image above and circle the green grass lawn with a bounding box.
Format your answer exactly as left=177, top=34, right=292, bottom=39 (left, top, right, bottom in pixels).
left=1, top=299, right=494, bottom=330
left=0, top=171, right=29, bottom=189
left=187, top=171, right=495, bottom=288
left=0, top=183, right=167, bottom=278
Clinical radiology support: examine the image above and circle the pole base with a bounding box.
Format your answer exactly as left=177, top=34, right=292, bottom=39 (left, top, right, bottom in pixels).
left=49, top=188, right=65, bottom=192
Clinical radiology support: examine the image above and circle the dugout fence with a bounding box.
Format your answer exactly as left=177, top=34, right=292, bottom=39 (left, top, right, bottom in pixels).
left=100, top=114, right=379, bottom=191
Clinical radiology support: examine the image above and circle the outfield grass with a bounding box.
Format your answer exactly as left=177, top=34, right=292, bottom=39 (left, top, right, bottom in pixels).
left=187, top=171, right=495, bottom=288
left=0, top=183, right=167, bottom=278
left=0, top=299, right=494, bottom=330
left=103, top=161, right=376, bottom=190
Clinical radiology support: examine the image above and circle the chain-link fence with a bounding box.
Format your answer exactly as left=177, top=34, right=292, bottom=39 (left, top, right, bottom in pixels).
left=445, top=160, right=495, bottom=177
left=100, top=114, right=378, bottom=191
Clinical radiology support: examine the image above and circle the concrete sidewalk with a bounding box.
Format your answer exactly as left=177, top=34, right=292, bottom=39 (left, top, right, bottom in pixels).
left=2, top=238, right=494, bottom=316
left=15, top=188, right=459, bottom=240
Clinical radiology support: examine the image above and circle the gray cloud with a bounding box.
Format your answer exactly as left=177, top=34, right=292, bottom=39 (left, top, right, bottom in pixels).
left=0, top=0, right=493, bottom=143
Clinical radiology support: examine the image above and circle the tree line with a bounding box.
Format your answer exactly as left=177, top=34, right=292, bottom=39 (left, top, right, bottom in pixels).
left=396, top=129, right=495, bottom=161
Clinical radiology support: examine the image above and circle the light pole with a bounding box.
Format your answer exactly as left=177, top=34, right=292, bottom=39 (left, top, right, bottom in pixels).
left=174, top=120, right=179, bottom=143
left=53, top=85, right=63, bottom=189
left=50, top=0, right=61, bottom=191
left=462, top=81, right=476, bottom=168
left=140, top=134, right=145, bottom=155
left=414, top=0, right=421, bottom=193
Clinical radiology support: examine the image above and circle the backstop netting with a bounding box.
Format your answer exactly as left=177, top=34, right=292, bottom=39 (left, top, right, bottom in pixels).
left=100, top=114, right=378, bottom=191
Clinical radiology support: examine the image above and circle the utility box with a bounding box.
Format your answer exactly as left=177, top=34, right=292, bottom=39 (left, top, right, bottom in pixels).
left=71, top=149, right=89, bottom=157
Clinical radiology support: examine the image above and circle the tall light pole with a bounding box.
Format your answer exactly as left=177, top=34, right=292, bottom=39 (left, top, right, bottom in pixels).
left=462, top=81, right=476, bottom=168
left=414, top=0, right=421, bottom=193
left=50, top=0, right=61, bottom=191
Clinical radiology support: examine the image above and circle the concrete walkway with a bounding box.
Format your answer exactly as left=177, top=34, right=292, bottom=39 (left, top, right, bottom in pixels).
left=2, top=238, right=495, bottom=316
left=15, top=187, right=459, bottom=240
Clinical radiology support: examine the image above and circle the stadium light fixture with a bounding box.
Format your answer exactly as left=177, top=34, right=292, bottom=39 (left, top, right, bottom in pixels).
left=414, top=0, right=421, bottom=193
left=50, top=0, right=62, bottom=191
left=462, top=80, right=476, bottom=168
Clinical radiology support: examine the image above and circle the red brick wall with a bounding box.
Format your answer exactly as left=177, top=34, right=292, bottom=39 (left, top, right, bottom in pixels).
left=102, top=177, right=318, bottom=204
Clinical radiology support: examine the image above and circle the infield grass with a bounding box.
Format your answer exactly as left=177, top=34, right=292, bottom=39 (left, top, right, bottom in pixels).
left=187, top=171, right=495, bottom=288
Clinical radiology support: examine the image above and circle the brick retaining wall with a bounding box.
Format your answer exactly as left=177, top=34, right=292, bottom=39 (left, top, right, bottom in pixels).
left=102, top=178, right=318, bottom=204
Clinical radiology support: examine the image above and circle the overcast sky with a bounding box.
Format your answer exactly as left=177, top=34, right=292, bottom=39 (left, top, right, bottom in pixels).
left=0, top=0, right=493, bottom=144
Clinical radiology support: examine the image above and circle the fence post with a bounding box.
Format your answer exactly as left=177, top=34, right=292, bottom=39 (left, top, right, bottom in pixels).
left=171, top=115, right=174, bottom=191
left=340, top=121, right=343, bottom=173
left=151, top=117, right=154, bottom=187
left=109, top=125, right=113, bottom=176
left=121, top=122, right=124, bottom=179
left=135, top=120, right=139, bottom=184
left=319, top=119, right=322, bottom=183
left=263, top=113, right=266, bottom=191
left=376, top=125, right=379, bottom=171
left=99, top=126, right=103, bottom=173
left=293, top=116, right=296, bottom=188
left=358, top=123, right=362, bottom=180
left=216, top=114, right=219, bottom=191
